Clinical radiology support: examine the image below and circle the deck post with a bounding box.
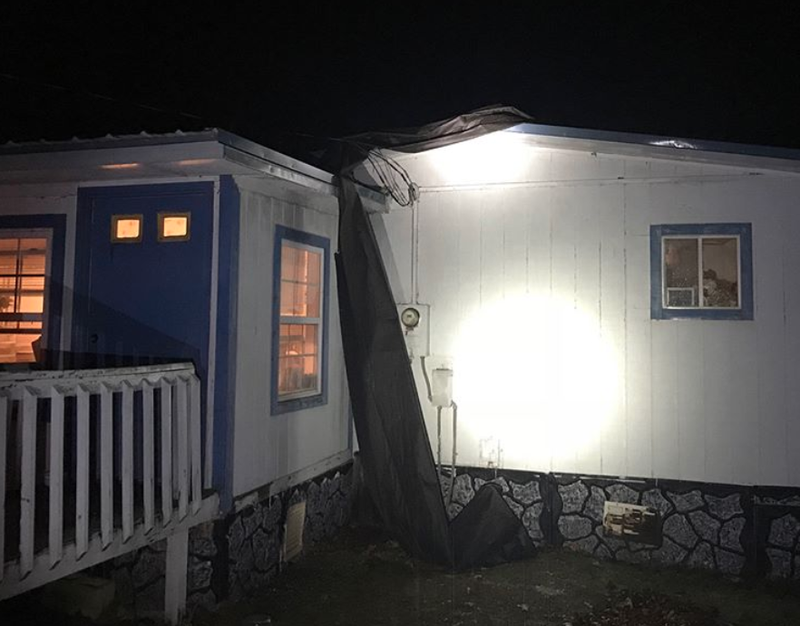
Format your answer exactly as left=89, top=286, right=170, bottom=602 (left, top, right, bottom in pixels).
left=164, top=528, right=189, bottom=625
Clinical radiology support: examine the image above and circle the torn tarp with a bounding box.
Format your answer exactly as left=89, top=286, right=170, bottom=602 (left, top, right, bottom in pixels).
left=334, top=105, right=536, bottom=568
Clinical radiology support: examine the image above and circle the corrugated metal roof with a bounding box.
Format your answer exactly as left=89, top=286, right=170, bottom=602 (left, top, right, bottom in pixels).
left=0, top=128, right=220, bottom=154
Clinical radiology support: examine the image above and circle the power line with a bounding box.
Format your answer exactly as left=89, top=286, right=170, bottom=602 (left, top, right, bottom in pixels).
left=0, top=71, right=205, bottom=122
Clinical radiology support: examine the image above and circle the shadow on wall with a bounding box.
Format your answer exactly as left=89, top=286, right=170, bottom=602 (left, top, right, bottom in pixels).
left=35, top=289, right=205, bottom=374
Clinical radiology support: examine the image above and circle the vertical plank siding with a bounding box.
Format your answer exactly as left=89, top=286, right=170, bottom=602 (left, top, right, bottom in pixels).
left=231, top=178, right=351, bottom=497
left=375, top=145, right=800, bottom=488
left=0, top=363, right=207, bottom=591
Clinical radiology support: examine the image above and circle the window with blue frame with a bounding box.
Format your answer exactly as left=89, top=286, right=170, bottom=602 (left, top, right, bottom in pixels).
left=650, top=223, right=753, bottom=320
left=271, top=226, right=330, bottom=414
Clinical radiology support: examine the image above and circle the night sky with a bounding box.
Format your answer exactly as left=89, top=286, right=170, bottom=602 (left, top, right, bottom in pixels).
left=3, top=3, right=800, bottom=163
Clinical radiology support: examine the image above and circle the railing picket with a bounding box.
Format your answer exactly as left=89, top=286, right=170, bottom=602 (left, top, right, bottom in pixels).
left=75, top=385, right=90, bottom=558
left=0, top=362, right=207, bottom=592
left=176, top=378, right=189, bottom=521
left=19, top=388, right=37, bottom=577
left=189, top=375, right=202, bottom=515
left=142, top=380, right=155, bottom=533
left=121, top=382, right=134, bottom=542
left=49, top=387, right=65, bottom=567
left=100, top=384, right=114, bottom=548
left=0, top=395, right=8, bottom=581
left=160, top=379, right=173, bottom=526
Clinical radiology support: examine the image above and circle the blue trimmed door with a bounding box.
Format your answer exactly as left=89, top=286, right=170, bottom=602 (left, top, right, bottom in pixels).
left=74, top=182, right=214, bottom=377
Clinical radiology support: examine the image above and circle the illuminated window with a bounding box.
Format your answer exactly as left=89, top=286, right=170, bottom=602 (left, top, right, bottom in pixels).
left=0, top=235, right=49, bottom=363
left=111, top=214, right=142, bottom=242
left=272, top=226, right=329, bottom=414
left=158, top=212, right=190, bottom=241
left=651, top=224, right=753, bottom=320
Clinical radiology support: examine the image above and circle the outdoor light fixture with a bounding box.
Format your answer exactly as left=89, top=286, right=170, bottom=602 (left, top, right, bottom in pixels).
left=427, top=131, right=533, bottom=187
left=100, top=162, right=141, bottom=170
left=175, top=158, right=216, bottom=167
left=452, top=293, right=619, bottom=468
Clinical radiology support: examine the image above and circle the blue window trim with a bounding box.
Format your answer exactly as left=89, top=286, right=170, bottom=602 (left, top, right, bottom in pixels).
left=650, top=223, right=753, bottom=321
left=0, top=214, right=66, bottom=362
left=271, top=225, right=330, bottom=415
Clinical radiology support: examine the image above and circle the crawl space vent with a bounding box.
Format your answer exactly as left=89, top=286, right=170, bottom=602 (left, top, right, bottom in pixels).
left=282, top=501, right=306, bottom=562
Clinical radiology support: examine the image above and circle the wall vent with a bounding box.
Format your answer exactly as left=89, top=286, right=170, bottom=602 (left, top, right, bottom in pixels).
left=282, top=502, right=306, bottom=562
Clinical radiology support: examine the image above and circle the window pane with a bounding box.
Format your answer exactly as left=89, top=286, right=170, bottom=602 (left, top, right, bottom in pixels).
left=19, top=294, right=44, bottom=313
left=306, top=283, right=320, bottom=318
left=114, top=217, right=141, bottom=240
left=20, top=276, right=45, bottom=291
left=0, top=239, right=18, bottom=252
left=279, top=243, right=322, bottom=318
left=0, top=253, right=18, bottom=274
left=664, top=238, right=699, bottom=307
left=161, top=215, right=189, bottom=238
left=20, top=238, right=47, bottom=252
left=702, top=237, right=739, bottom=308
left=21, top=254, right=45, bottom=275
left=0, top=332, right=40, bottom=363
left=277, top=323, right=319, bottom=396
left=280, top=281, right=295, bottom=316
left=307, top=250, right=321, bottom=285
left=281, top=245, right=298, bottom=281
left=0, top=293, right=15, bottom=313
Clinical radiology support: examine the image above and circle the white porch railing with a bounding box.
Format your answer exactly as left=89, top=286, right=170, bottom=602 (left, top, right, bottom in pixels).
left=0, top=362, right=217, bottom=601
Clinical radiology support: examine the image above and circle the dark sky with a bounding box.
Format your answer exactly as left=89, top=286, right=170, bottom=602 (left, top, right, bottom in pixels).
left=3, top=3, right=800, bottom=162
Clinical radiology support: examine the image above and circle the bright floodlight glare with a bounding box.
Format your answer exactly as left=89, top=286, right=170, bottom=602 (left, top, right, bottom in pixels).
left=428, top=131, right=531, bottom=186
left=452, top=294, right=620, bottom=469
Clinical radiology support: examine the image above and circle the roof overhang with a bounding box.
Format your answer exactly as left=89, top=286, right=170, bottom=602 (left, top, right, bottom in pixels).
left=507, top=123, right=800, bottom=175
left=0, top=128, right=387, bottom=208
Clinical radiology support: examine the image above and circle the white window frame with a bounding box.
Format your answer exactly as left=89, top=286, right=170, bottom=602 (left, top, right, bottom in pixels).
left=276, top=239, right=325, bottom=402
left=661, top=234, right=742, bottom=310
left=0, top=228, right=53, bottom=362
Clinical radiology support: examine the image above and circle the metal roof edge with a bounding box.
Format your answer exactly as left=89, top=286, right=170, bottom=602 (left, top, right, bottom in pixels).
left=508, top=123, right=800, bottom=165
left=0, top=129, right=221, bottom=155
left=216, top=129, right=337, bottom=187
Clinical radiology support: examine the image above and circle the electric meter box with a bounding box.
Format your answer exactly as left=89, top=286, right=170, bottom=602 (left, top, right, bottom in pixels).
left=397, top=302, right=430, bottom=357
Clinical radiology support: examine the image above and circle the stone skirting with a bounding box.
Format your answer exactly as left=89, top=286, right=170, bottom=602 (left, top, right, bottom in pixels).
left=444, top=467, right=800, bottom=580
left=102, top=462, right=353, bottom=616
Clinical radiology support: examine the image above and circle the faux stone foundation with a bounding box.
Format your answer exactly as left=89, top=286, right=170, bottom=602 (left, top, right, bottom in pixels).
left=444, top=467, right=800, bottom=580
left=100, top=462, right=354, bottom=616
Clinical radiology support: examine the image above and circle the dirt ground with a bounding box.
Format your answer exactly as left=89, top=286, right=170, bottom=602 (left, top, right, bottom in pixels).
left=196, top=528, right=800, bottom=626
left=3, top=527, right=800, bottom=625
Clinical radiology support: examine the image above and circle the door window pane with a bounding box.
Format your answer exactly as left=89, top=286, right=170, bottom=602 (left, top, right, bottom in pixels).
left=112, top=215, right=142, bottom=242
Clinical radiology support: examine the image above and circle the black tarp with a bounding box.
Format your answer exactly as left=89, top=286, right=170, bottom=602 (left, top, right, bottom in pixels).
left=334, top=106, right=537, bottom=568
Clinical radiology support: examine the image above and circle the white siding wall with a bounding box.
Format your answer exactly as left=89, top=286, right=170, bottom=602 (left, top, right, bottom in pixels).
left=372, top=140, right=800, bottom=488
left=232, top=176, right=350, bottom=497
